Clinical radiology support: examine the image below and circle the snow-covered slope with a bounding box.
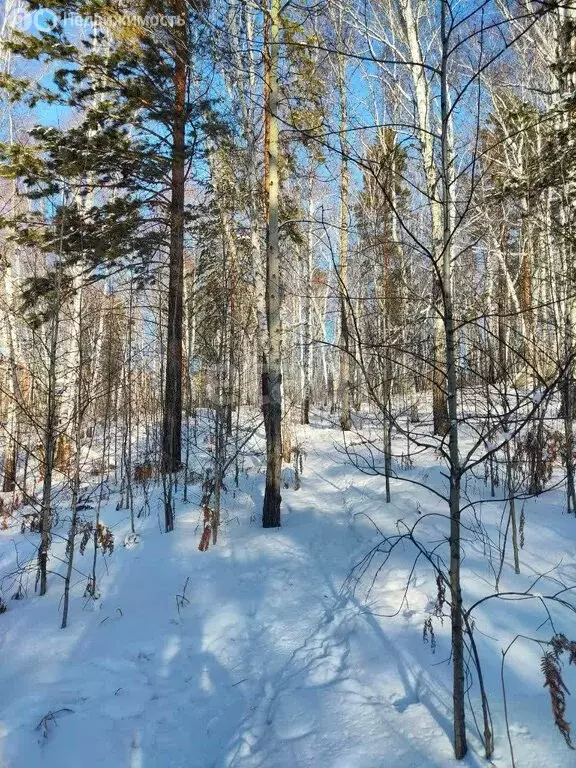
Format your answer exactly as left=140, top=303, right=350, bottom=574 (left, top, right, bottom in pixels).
left=0, top=414, right=575, bottom=767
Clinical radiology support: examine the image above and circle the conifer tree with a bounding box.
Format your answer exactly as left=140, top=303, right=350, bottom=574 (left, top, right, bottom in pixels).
left=1, top=0, right=217, bottom=529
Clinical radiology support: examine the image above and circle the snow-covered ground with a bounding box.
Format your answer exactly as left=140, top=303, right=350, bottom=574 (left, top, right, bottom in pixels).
left=1, top=410, right=576, bottom=767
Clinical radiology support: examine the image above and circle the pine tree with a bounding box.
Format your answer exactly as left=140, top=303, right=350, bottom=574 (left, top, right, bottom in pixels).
left=1, top=1, right=218, bottom=530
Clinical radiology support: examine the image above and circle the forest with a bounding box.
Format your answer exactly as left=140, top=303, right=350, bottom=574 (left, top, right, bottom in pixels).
left=1, top=0, right=576, bottom=766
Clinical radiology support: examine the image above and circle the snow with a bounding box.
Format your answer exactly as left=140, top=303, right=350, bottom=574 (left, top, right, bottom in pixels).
left=1, top=411, right=576, bottom=767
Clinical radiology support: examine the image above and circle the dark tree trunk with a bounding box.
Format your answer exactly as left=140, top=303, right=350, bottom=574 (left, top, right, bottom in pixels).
left=161, top=0, right=188, bottom=493
left=2, top=440, right=16, bottom=493
left=301, top=393, right=310, bottom=425
left=39, top=296, right=59, bottom=596
left=440, top=1, right=466, bottom=756
left=262, top=355, right=282, bottom=528
left=433, top=278, right=450, bottom=437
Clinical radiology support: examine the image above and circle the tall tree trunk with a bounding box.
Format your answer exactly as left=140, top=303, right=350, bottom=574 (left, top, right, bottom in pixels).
left=183, top=258, right=195, bottom=498
left=1, top=230, right=20, bottom=493
left=162, top=0, right=188, bottom=490
left=440, top=3, right=466, bottom=757
left=337, top=26, right=352, bottom=432
left=56, top=265, right=83, bottom=476
left=61, top=294, right=85, bottom=629
left=397, top=0, right=449, bottom=435
left=1, top=36, right=21, bottom=494
left=301, top=185, right=313, bottom=424
left=262, top=0, right=282, bottom=528
left=38, top=235, right=65, bottom=596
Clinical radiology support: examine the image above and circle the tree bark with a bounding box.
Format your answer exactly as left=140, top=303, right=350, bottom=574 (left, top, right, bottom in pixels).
left=38, top=250, right=62, bottom=596
left=262, top=0, right=282, bottom=528
left=300, top=185, right=313, bottom=425
left=440, top=2, right=466, bottom=756
left=161, top=0, right=188, bottom=493
left=337, top=24, right=352, bottom=432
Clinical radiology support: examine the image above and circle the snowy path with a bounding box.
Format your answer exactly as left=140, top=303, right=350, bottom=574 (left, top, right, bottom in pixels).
left=224, top=442, right=462, bottom=768
left=223, top=438, right=474, bottom=768
left=0, top=419, right=575, bottom=766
